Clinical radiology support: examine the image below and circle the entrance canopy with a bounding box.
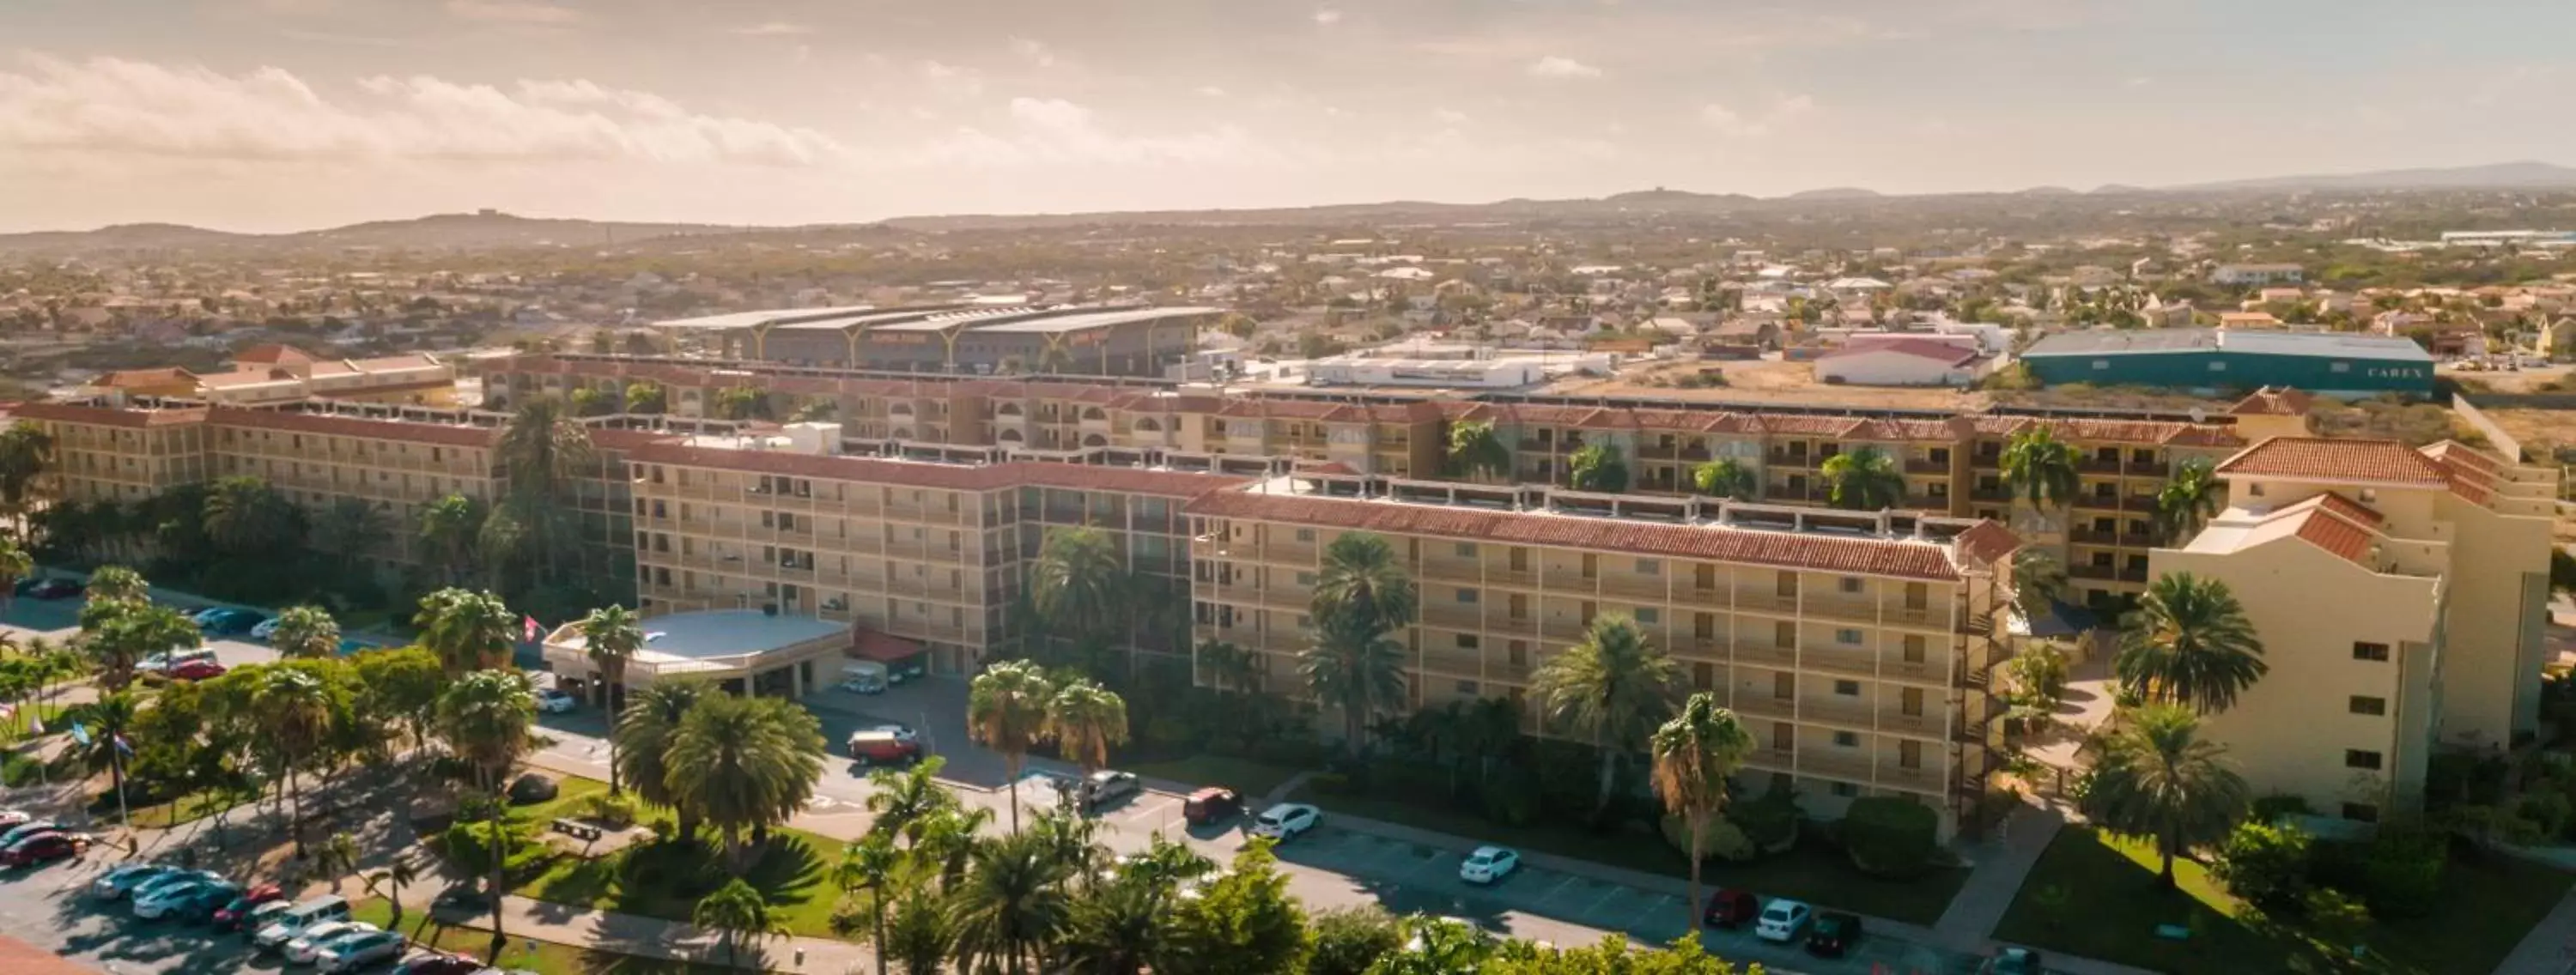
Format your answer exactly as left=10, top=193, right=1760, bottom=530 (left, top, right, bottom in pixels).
left=851, top=629, right=925, bottom=663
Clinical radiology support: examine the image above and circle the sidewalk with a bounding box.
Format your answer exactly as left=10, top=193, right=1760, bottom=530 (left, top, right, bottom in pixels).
left=416, top=892, right=878, bottom=974
left=2493, top=884, right=2576, bottom=975
left=1931, top=799, right=2066, bottom=950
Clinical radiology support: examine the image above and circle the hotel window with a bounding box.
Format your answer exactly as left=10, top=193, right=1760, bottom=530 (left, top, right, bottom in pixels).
left=1833, top=680, right=1861, bottom=697
left=1455, top=680, right=1478, bottom=694
left=2342, top=802, right=2379, bottom=823
left=1456, top=588, right=1479, bottom=604
left=1832, top=730, right=1860, bottom=748
left=1455, top=634, right=1479, bottom=650
left=1635, top=608, right=1659, bottom=625
left=1831, top=782, right=1859, bottom=797
left=2344, top=749, right=2384, bottom=771
left=1636, top=559, right=1661, bottom=576
left=1294, top=528, right=1316, bottom=542
left=1836, top=627, right=1862, bottom=645
left=2247, top=482, right=2266, bottom=498
left=2353, top=642, right=2391, bottom=662
left=2349, top=696, right=2387, bottom=716
left=1838, top=577, right=1862, bottom=594
left=1455, top=542, right=1478, bottom=557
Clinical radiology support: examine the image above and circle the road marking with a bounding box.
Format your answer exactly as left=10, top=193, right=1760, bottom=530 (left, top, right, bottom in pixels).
left=1127, top=799, right=1177, bottom=824
left=1583, top=883, right=1625, bottom=916
left=1534, top=875, right=1579, bottom=906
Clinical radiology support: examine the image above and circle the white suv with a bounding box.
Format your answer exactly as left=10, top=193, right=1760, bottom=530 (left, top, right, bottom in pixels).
left=1248, top=803, right=1319, bottom=841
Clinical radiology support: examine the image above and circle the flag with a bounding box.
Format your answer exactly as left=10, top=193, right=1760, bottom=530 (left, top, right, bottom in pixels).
left=67, top=723, right=89, bottom=747
left=112, top=734, right=133, bottom=757
left=523, top=615, right=543, bottom=642
left=28, top=714, right=42, bottom=735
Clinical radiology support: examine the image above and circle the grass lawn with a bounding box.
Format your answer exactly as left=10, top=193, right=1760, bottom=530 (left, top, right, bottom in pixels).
left=351, top=898, right=756, bottom=973
left=518, top=825, right=842, bottom=939
left=1291, top=785, right=1968, bottom=925
left=113, top=785, right=260, bottom=828
left=1127, top=754, right=1306, bottom=800
left=1993, top=827, right=2576, bottom=974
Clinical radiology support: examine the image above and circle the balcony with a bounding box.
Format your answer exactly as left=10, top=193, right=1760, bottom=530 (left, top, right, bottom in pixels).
left=1798, top=749, right=1874, bottom=783
left=1801, top=597, right=1877, bottom=626
left=1801, top=696, right=1874, bottom=730
left=1418, top=603, right=1485, bottom=631
left=1876, top=707, right=1945, bottom=739
left=1969, top=487, right=2014, bottom=503
left=2068, top=563, right=2117, bottom=581
left=2074, top=494, right=2123, bottom=513
left=2076, top=457, right=2123, bottom=474
left=1877, top=763, right=1944, bottom=795
left=2068, top=528, right=2118, bottom=546
left=1734, top=590, right=1799, bottom=616
left=1904, top=459, right=1949, bottom=475
left=1733, top=694, right=1796, bottom=720
left=2117, top=566, right=2150, bottom=583
left=1487, top=615, right=1539, bottom=636
left=1767, top=451, right=1817, bottom=469
left=1417, top=559, right=1481, bottom=584
left=1743, top=747, right=1796, bottom=774
left=1878, top=656, right=1948, bottom=686
left=1484, top=567, right=1538, bottom=589
left=1735, top=642, right=1798, bottom=669
left=1803, top=648, right=1877, bottom=679
left=1900, top=494, right=1950, bottom=511
left=2127, top=459, right=2171, bottom=478
left=1598, top=575, right=1668, bottom=602
left=1417, top=650, right=1484, bottom=679
left=1541, top=617, right=1591, bottom=643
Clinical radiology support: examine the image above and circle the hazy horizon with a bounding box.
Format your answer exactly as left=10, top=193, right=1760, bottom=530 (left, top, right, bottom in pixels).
left=9, top=0, right=2576, bottom=234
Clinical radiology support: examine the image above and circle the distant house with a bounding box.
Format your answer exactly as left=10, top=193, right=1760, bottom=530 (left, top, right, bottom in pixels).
left=2216, top=311, right=2284, bottom=330
left=1815, top=338, right=1991, bottom=387
left=2210, top=263, right=2306, bottom=287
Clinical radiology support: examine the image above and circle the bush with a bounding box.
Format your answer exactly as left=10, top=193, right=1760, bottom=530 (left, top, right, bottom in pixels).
left=581, top=792, right=639, bottom=828
left=1659, top=815, right=1754, bottom=863
left=1306, top=905, right=1403, bottom=975
left=2211, top=821, right=2312, bottom=913
left=1839, top=796, right=1939, bottom=878
left=1479, top=766, right=1541, bottom=827
left=2358, top=825, right=2446, bottom=917
left=2304, top=887, right=2372, bottom=952
left=1728, top=786, right=1802, bottom=854
left=2249, top=794, right=2314, bottom=822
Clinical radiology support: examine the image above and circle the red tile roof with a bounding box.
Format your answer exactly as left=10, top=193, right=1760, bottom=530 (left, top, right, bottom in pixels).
left=93, top=367, right=197, bottom=389
left=1819, top=337, right=1978, bottom=365
left=1952, top=520, right=2022, bottom=566
left=1183, top=490, right=1979, bottom=581
left=2215, top=437, right=2451, bottom=487
left=632, top=443, right=1250, bottom=498
left=2228, top=386, right=2314, bottom=416
left=233, top=343, right=315, bottom=366
left=207, top=407, right=500, bottom=448
left=10, top=401, right=207, bottom=428
left=2289, top=509, right=2376, bottom=564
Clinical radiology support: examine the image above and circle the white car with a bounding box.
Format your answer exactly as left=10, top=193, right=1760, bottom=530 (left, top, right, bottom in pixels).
left=131, top=877, right=217, bottom=919
left=1249, top=803, right=1319, bottom=841
left=0, top=809, right=28, bottom=829
left=535, top=688, right=579, bottom=714
left=1755, top=899, right=1813, bottom=942
left=287, top=921, right=380, bottom=965
left=1458, top=845, right=1519, bottom=884
left=251, top=617, right=283, bottom=640
left=313, top=929, right=407, bottom=972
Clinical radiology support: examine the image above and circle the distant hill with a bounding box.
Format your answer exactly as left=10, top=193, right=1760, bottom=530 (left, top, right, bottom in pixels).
left=2017, top=186, right=2080, bottom=197
left=1785, top=187, right=1883, bottom=201
left=0, top=210, right=773, bottom=257
left=2091, top=184, right=2153, bottom=195
left=2166, top=160, right=2576, bottom=192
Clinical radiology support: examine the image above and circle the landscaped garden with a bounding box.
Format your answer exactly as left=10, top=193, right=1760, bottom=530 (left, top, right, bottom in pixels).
left=352, top=898, right=744, bottom=975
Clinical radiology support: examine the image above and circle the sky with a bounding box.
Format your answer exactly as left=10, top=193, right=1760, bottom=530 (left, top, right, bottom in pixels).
left=3, top=0, right=2575, bottom=233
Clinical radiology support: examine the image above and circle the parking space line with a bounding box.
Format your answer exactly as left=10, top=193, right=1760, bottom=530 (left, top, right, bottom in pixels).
left=1126, top=799, right=1178, bottom=825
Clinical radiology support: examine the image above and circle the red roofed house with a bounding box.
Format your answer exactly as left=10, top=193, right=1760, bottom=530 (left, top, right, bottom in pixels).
left=1815, top=336, right=1993, bottom=387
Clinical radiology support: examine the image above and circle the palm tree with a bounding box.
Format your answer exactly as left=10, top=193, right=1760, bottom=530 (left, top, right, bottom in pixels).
left=613, top=680, right=707, bottom=844
left=2116, top=572, right=2268, bottom=715
left=1651, top=693, right=1753, bottom=933
left=1195, top=639, right=1261, bottom=695
left=64, top=691, right=139, bottom=827
left=435, top=669, right=538, bottom=960
left=256, top=668, right=335, bottom=858
left=864, top=756, right=959, bottom=846
left=1819, top=446, right=1906, bottom=511
left=2011, top=548, right=2070, bottom=617
left=80, top=600, right=198, bottom=693
left=269, top=605, right=341, bottom=659
left=495, top=397, right=596, bottom=509
left=1567, top=442, right=1630, bottom=493
left=1044, top=679, right=1130, bottom=775
left=833, top=837, right=901, bottom=975
left=203, top=475, right=297, bottom=555
left=1313, top=532, right=1417, bottom=636
left=361, top=853, right=423, bottom=932
left=693, top=878, right=787, bottom=966
left=2079, top=705, right=2251, bottom=888
left=0, top=421, right=55, bottom=525
left=1444, top=421, right=1512, bottom=481
left=1532, top=614, right=1680, bottom=817
left=666, top=692, right=826, bottom=872
left=88, top=565, right=148, bottom=604
left=1030, top=525, right=1124, bottom=648
left=414, top=587, right=517, bottom=675
left=573, top=603, right=645, bottom=790
left=1059, top=880, right=1163, bottom=973
left=2154, top=457, right=2225, bottom=544
left=1690, top=457, right=1758, bottom=500
left=915, top=804, right=998, bottom=886
left=416, top=494, right=487, bottom=585
left=948, top=830, right=1073, bottom=974
left=316, top=831, right=363, bottom=896
left=1298, top=613, right=1407, bottom=758
left=0, top=536, right=30, bottom=623
left=2001, top=426, right=2080, bottom=511
left=310, top=497, right=393, bottom=578
left=968, top=661, right=1055, bottom=833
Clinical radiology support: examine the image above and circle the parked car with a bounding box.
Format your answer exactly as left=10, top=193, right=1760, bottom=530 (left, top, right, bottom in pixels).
left=316, top=929, right=409, bottom=972
left=888, top=658, right=927, bottom=684
left=127, top=869, right=221, bottom=905
left=534, top=688, right=579, bottom=714
left=204, top=609, right=267, bottom=636
left=250, top=617, right=283, bottom=640
left=92, top=863, right=179, bottom=899
left=392, top=951, right=484, bottom=975
left=1806, top=911, right=1862, bottom=957
left=1755, top=899, right=1813, bottom=942
left=132, top=876, right=225, bottom=919
left=1458, top=845, right=1520, bottom=884
left=253, top=895, right=353, bottom=952
left=168, top=657, right=228, bottom=681
left=1248, top=802, right=1319, bottom=840
left=213, top=885, right=288, bottom=930
left=0, top=820, right=70, bottom=848
left=838, top=661, right=888, bottom=693
left=1979, top=947, right=2044, bottom=974
left=1702, top=888, right=1759, bottom=929
left=847, top=730, right=922, bottom=766
left=0, top=808, right=30, bottom=829
left=1182, top=786, right=1242, bottom=826
left=137, top=648, right=216, bottom=676
left=0, top=832, right=88, bottom=869
left=21, top=578, right=82, bottom=600
left=1078, top=770, right=1140, bottom=810
left=169, top=881, right=247, bottom=924
left=286, top=920, right=380, bottom=965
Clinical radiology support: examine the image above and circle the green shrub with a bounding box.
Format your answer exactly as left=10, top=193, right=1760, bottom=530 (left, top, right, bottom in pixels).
left=1479, top=766, right=1540, bottom=827
left=1658, top=815, right=1754, bottom=863
left=1839, top=796, right=1939, bottom=878
left=2358, top=825, right=2446, bottom=917
left=2305, top=887, right=2372, bottom=953
left=582, top=792, right=639, bottom=828
left=2249, top=794, right=2313, bottom=822
left=2210, top=820, right=2312, bottom=913
left=1728, top=786, right=1802, bottom=854
left=1306, top=905, right=1403, bottom=975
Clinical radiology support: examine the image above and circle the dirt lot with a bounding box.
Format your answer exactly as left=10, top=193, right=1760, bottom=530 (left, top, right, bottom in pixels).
left=1546, top=358, right=1990, bottom=409
left=2477, top=409, right=2576, bottom=459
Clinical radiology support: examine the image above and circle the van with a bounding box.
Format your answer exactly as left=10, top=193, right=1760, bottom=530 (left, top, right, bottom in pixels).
left=253, top=894, right=350, bottom=950
left=838, top=662, right=888, bottom=694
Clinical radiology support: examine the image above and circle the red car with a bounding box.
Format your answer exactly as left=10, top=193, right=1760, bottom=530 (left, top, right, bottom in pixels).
left=211, top=884, right=285, bottom=930
left=1703, top=888, right=1760, bottom=929
left=2, top=832, right=88, bottom=868
left=169, top=658, right=227, bottom=681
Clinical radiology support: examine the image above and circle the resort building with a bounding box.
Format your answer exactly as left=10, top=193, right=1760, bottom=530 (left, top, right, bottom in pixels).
left=648, top=304, right=1220, bottom=378
left=540, top=609, right=852, bottom=699
left=81, top=347, right=459, bottom=406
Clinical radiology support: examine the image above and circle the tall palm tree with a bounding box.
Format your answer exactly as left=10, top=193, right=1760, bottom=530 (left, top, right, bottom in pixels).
left=202, top=475, right=297, bottom=555
left=2154, top=457, right=2225, bottom=544
left=64, top=691, right=139, bottom=826
left=1690, top=457, right=1758, bottom=501
left=310, top=496, right=392, bottom=578
left=968, top=661, right=1055, bottom=833
left=495, top=397, right=596, bottom=509
left=575, top=604, right=644, bottom=790
left=1030, top=525, right=1125, bottom=648
left=947, top=830, right=1073, bottom=975
left=315, top=831, right=363, bottom=896
left=416, top=494, right=487, bottom=585
left=256, top=667, right=335, bottom=858
left=1532, top=614, right=1680, bottom=817
left=2116, top=572, right=2268, bottom=715
left=1819, top=446, right=1906, bottom=511
left=1313, top=532, right=1417, bottom=636
left=693, top=878, right=787, bottom=966
left=361, top=854, right=423, bottom=932
left=832, top=837, right=901, bottom=975
left=0, top=536, right=31, bottom=623
left=2001, top=426, right=2080, bottom=511
left=87, top=565, right=148, bottom=604
left=0, top=421, right=56, bottom=525
left=1195, top=639, right=1261, bottom=695
left=915, top=804, right=998, bottom=887
left=413, top=587, right=517, bottom=675
left=666, top=692, right=827, bottom=873
left=1060, top=880, right=1163, bottom=973
left=863, top=755, right=958, bottom=846
left=1444, top=421, right=1512, bottom=481
left=435, top=669, right=538, bottom=960
left=2011, top=548, right=2070, bottom=617
left=1298, top=613, right=1407, bottom=758
left=1044, top=679, right=1130, bottom=776
left=1651, top=693, right=1753, bottom=933
left=269, top=605, right=341, bottom=660
left=2079, top=705, right=2251, bottom=888
left=80, top=600, right=198, bottom=693
left=613, top=680, right=707, bottom=844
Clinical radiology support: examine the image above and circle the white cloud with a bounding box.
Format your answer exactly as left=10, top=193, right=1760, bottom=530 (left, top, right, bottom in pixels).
left=442, top=0, right=579, bottom=25
left=1197, top=86, right=1228, bottom=98
left=1526, top=57, right=1602, bottom=80
left=917, top=98, right=1269, bottom=168
left=1009, top=38, right=1056, bottom=68
left=918, top=60, right=984, bottom=97
left=0, top=55, right=846, bottom=166
left=731, top=21, right=812, bottom=37
left=1698, top=94, right=1814, bottom=137
left=1313, top=9, right=1343, bottom=25
left=1434, top=108, right=1470, bottom=124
